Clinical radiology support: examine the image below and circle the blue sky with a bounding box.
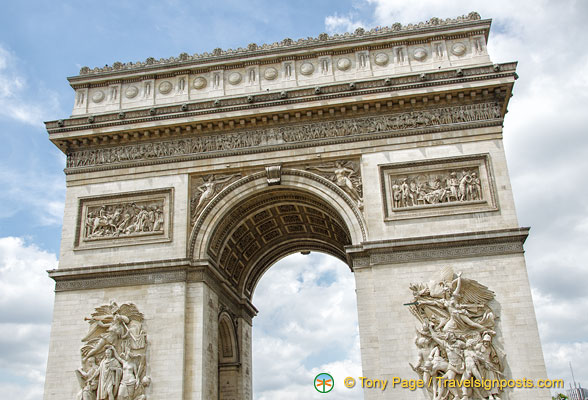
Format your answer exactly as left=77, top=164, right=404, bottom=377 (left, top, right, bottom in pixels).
left=1, top=0, right=587, bottom=399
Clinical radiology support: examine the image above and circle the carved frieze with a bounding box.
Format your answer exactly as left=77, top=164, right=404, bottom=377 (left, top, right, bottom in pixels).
left=407, top=267, right=505, bottom=400
left=76, top=301, right=150, bottom=400
left=66, top=102, right=502, bottom=171
left=380, top=154, right=498, bottom=220
left=75, top=189, right=173, bottom=249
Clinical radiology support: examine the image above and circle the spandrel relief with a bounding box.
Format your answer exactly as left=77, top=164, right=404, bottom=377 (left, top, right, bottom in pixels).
left=306, top=160, right=363, bottom=209
left=76, top=301, right=151, bottom=400
left=406, top=267, right=505, bottom=400
left=75, top=189, right=172, bottom=249
left=190, top=174, right=241, bottom=224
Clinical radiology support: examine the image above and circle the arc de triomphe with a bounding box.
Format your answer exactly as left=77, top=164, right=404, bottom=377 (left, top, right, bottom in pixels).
left=43, top=13, right=550, bottom=400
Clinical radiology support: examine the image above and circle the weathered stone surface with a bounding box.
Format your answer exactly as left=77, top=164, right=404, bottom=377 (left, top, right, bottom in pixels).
left=43, top=14, right=549, bottom=400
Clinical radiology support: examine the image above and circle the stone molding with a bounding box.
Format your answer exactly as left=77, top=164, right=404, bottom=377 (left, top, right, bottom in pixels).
left=347, top=228, right=529, bottom=268
left=64, top=102, right=502, bottom=174
left=75, top=13, right=484, bottom=77
left=48, top=63, right=514, bottom=133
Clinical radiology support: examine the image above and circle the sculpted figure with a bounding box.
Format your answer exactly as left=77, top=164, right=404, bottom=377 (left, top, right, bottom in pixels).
left=76, top=357, right=99, bottom=400
left=97, top=347, right=122, bottom=400
left=110, top=348, right=143, bottom=400
left=406, top=267, right=505, bottom=400
left=475, top=334, right=503, bottom=400
left=191, top=175, right=236, bottom=220
left=309, top=161, right=363, bottom=209
left=78, top=301, right=149, bottom=400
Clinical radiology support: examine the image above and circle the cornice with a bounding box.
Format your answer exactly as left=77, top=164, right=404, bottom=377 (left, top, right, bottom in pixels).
left=346, top=227, right=529, bottom=268
left=69, top=13, right=488, bottom=81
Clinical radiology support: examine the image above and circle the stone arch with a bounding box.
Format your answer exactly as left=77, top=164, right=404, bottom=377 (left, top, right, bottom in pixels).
left=218, top=311, right=240, bottom=400
left=188, top=168, right=367, bottom=300
left=218, top=311, right=239, bottom=365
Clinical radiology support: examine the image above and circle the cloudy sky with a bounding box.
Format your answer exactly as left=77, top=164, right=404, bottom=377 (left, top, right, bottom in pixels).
left=0, top=0, right=586, bottom=399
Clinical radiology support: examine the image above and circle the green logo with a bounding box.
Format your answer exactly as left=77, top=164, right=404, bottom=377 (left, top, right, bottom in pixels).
left=314, top=372, right=334, bottom=393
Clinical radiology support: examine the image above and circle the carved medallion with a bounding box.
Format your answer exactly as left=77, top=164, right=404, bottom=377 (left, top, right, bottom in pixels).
left=374, top=53, right=389, bottom=66
left=451, top=42, right=467, bottom=56
left=299, top=62, right=314, bottom=76
left=91, top=90, right=105, bottom=103
left=193, top=76, right=207, bottom=89
left=336, top=57, right=352, bottom=71
left=228, top=72, right=242, bottom=85
left=406, top=267, right=505, bottom=400
left=263, top=67, right=278, bottom=80
left=76, top=301, right=151, bottom=400
left=413, top=48, right=427, bottom=61
left=125, top=85, right=139, bottom=99
left=158, top=81, right=173, bottom=94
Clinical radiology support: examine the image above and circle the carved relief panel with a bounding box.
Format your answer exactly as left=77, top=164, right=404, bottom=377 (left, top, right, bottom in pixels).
left=407, top=267, right=506, bottom=400
left=75, top=188, right=173, bottom=250
left=380, top=154, right=498, bottom=220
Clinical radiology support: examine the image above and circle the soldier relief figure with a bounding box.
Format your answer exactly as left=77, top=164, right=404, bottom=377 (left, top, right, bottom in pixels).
left=84, top=201, right=164, bottom=240
left=76, top=301, right=150, bottom=400
left=392, top=168, right=482, bottom=209
left=406, top=267, right=505, bottom=400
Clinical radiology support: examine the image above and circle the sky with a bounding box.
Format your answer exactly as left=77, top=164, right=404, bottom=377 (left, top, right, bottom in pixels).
left=0, top=0, right=587, bottom=399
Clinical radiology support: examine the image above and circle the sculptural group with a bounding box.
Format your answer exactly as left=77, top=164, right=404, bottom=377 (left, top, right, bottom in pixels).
left=407, top=267, right=504, bottom=400
left=75, top=301, right=150, bottom=400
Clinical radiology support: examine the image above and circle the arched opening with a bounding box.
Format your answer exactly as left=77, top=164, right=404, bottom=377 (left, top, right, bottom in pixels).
left=191, top=170, right=367, bottom=399
left=251, top=252, right=362, bottom=398
left=218, top=311, right=240, bottom=400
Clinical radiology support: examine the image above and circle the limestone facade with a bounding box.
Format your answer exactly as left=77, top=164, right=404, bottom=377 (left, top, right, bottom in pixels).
left=44, top=13, right=549, bottom=400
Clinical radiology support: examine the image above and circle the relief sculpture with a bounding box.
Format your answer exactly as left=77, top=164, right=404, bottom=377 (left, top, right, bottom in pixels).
left=406, top=267, right=504, bottom=400
left=190, top=174, right=241, bottom=223
left=76, top=301, right=150, bottom=400
left=84, top=200, right=164, bottom=240
left=67, top=103, right=501, bottom=170
left=307, top=160, right=363, bottom=209
left=391, top=168, right=482, bottom=209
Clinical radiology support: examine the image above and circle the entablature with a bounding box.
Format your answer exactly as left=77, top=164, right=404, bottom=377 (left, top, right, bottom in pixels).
left=48, top=62, right=516, bottom=162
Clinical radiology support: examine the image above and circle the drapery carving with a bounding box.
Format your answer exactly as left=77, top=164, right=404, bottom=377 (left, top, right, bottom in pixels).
left=76, top=301, right=150, bottom=400
left=406, top=267, right=505, bottom=400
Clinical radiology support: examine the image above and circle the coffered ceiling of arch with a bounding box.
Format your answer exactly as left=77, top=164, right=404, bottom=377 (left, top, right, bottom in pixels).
left=207, top=188, right=351, bottom=298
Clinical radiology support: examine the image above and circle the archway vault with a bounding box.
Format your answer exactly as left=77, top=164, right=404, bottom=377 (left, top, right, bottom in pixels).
left=189, top=169, right=367, bottom=300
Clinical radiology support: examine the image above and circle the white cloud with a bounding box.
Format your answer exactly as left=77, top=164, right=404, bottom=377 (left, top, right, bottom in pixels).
left=0, top=166, right=65, bottom=226
left=0, top=237, right=57, bottom=400
left=253, top=253, right=362, bottom=400
left=325, top=13, right=366, bottom=34
left=0, top=45, right=60, bottom=127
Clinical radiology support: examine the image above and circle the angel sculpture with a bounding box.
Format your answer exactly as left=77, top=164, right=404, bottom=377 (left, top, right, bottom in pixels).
left=308, top=161, right=363, bottom=208
left=81, top=301, right=145, bottom=360
left=405, top=267, right=506, bottom=400
left=191, top=174, right=239, bottom=221
left=78, top=301, right=150, bottom=400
